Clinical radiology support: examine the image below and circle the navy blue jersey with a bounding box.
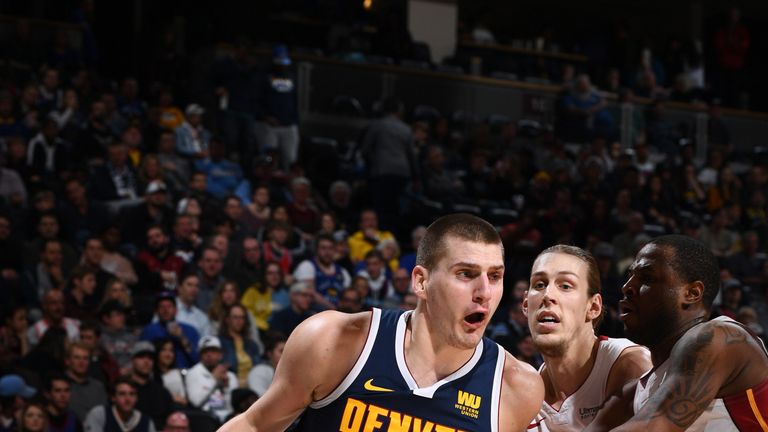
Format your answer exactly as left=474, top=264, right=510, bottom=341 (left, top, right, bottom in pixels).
left=296, top=308, right=506, bottom=432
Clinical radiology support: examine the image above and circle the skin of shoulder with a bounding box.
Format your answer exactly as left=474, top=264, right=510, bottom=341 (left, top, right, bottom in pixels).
left=604, top=346, right=652, bottom=399
left=220, top=310, right=372, bottom=432
left=500, top=351, right=545, bottom=431
left=589, top=319, right=768, bottom=432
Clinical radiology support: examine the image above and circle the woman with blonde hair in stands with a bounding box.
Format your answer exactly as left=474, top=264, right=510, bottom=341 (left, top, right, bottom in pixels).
left=208, top=280, right=264, bottom=353
left=99, top=277, right=133, bottom=308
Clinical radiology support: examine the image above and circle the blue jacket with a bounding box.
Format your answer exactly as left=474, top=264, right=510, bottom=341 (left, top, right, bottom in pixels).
left=139, top=321, right=200, bottom=368
left=220, top=334, right=261, bottom=375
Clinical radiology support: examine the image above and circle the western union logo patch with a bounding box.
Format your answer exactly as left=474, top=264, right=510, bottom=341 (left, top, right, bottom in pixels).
left=455, top=391, right=480, bottom=418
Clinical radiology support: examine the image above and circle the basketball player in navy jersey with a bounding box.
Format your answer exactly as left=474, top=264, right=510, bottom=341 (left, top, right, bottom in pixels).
left=524, top=245, right=651, bottom=431
left=585, top=235, right=768, bottom=431
left=220, top=213, right=544, bottom=432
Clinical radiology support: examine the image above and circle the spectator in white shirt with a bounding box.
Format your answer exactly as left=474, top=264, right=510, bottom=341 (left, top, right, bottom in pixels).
left=246, top=332, right=286, bottom=397
left=185, top=336, right=237, bottom=422
left=175, top=273, right=211, bottom=336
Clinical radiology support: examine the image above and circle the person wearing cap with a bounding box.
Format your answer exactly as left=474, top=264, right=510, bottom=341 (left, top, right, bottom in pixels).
left=119, top=180, right=176, bottom=250
left=268, top=281, right=315, bottom=336
left=258, top=44, right=299, bottom=171
left=185, top=335, right=237, bottom=422
left=128, top=342, right=173, bottom=430
left=175, top=103, right=211, bottom=159
left=0, top=374, right=36, bottom=432
left=139, top=292, right=200, bottom=369
left=43, top=373, right=82, bottom=432
left=99, top=299, right=137, bottom=370
left=83, top=377, right=155, bottom=432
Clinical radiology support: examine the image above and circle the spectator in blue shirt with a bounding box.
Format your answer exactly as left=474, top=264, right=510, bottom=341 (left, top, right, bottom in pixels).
left=139, top=292, right=200, bottom=368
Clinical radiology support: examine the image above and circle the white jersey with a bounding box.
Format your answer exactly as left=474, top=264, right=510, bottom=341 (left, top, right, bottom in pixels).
left=633, top=316, right=768, bottom=432
left=529, top=337, right=644, bottom=432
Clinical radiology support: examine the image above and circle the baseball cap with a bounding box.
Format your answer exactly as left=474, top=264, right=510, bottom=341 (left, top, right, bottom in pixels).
left=185, top=104, right=205, bottom=116
left=289, top=280, right=310, bottom=295
left=198, top=335, right=222, bottom=353
left=145, top=180, right=167, bottom=195
left=131, top=341, right=156, bottom=358
left=155, top=290, right=176, bottom=307
left=0, top=375, right=36, bottom=398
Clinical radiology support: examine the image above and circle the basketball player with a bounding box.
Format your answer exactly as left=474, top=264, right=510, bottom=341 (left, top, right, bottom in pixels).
left=524, top=245, right=652, bottom=431
left=585, top=235, right=768, bottom=431
left=220, top=213, right=544, bottom=432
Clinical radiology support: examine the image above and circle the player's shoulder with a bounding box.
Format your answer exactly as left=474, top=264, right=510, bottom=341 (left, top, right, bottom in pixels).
left=291, top=309, right=373, bottom=348
left=501, top=350, right=543, bottom=391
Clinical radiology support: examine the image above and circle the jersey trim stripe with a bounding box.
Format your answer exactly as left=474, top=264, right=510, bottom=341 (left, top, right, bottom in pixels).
left=746, top=388, right=768, bottom=431
left=490, top=345, right=505, bottom=432
left=309, top=308, right=382, bottom=408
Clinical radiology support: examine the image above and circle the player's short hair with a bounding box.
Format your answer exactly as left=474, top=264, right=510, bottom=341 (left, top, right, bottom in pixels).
left=416, top=213, right=502, bottom=271
left=649, top=235, right=720, bottom=310
left=536, top=244, right=603, bottom=328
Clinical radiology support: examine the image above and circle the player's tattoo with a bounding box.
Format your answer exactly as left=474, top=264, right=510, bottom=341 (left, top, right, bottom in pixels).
left=719, top=323, right=748, bottom=345
left=633, top=326, right=716, bottom=428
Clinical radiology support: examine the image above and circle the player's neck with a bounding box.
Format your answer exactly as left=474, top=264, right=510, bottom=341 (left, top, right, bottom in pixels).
left=405, top=310, right=477, bottom=387
left=541, top=335, right=599, bottom=406
left=650, top=313, right=708, bottom=366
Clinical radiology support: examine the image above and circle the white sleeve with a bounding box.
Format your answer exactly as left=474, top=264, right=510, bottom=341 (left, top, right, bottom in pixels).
left=83, top=406, right=105, bottom=432
left=162, top=370, right=185, bottom=399
left=341, top=268, right=351, bottom=289
left=247, top=364, right=275, bottom=397
left=185, top=366, right=212, bottom=408
left=293, top=260, right=315, bottom=281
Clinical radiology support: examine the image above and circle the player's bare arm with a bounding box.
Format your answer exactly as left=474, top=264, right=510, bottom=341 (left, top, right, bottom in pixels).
left=583, top=379, right=639, bottom=432
left=604, top=346, right=652, bottom=398
left=611, top=320, right=768, bottom=432
left=500, top=352, right=545, bottom=431
left=220, top=310, right=371, bottom=432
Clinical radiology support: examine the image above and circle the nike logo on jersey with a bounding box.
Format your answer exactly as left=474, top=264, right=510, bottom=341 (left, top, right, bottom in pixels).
left=364, top=379, right=394, bottom=392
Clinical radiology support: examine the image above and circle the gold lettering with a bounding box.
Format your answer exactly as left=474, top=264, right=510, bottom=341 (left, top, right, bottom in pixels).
left=387, top=411, right=412, bottom=432
left=340, top=398, right=367, bottom=432
left=434, top=426, right=456, bottom=432
left=363, top=404, right=388, bottom=432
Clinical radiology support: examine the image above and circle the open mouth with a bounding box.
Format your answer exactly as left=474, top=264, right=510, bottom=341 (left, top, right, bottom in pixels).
left=464, top=312, right=486, bottom=325
left=618, top=300, right=634, bottom=319
left=536, top=311, right=560, bottom=324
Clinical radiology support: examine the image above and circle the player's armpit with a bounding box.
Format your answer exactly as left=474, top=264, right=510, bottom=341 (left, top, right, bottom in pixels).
left=583, top=379, right=638, bottom=432
left=499, top=355, right=544, bottom=432
left=610, top=321, right=750, bottom=432
left=219, top=310, right=371, bottom=432
left=605, top=346, right=652, bottom=399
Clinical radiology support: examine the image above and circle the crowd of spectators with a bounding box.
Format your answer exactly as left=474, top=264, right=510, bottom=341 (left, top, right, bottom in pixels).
left=0, top=7, right=767, bottom=432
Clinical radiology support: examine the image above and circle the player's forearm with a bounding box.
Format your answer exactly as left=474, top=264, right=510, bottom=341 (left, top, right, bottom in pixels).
left=219, top=413, right=258, bottom=432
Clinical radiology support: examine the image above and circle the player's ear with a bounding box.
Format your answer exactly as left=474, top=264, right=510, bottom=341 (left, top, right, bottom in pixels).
left=412, top=265, right=428, bottom=300
left=586, top=293, right=602, bottom=322
left=522, top=292, right=529, bottom=316
left=682, top=281, right=704, bottom=308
